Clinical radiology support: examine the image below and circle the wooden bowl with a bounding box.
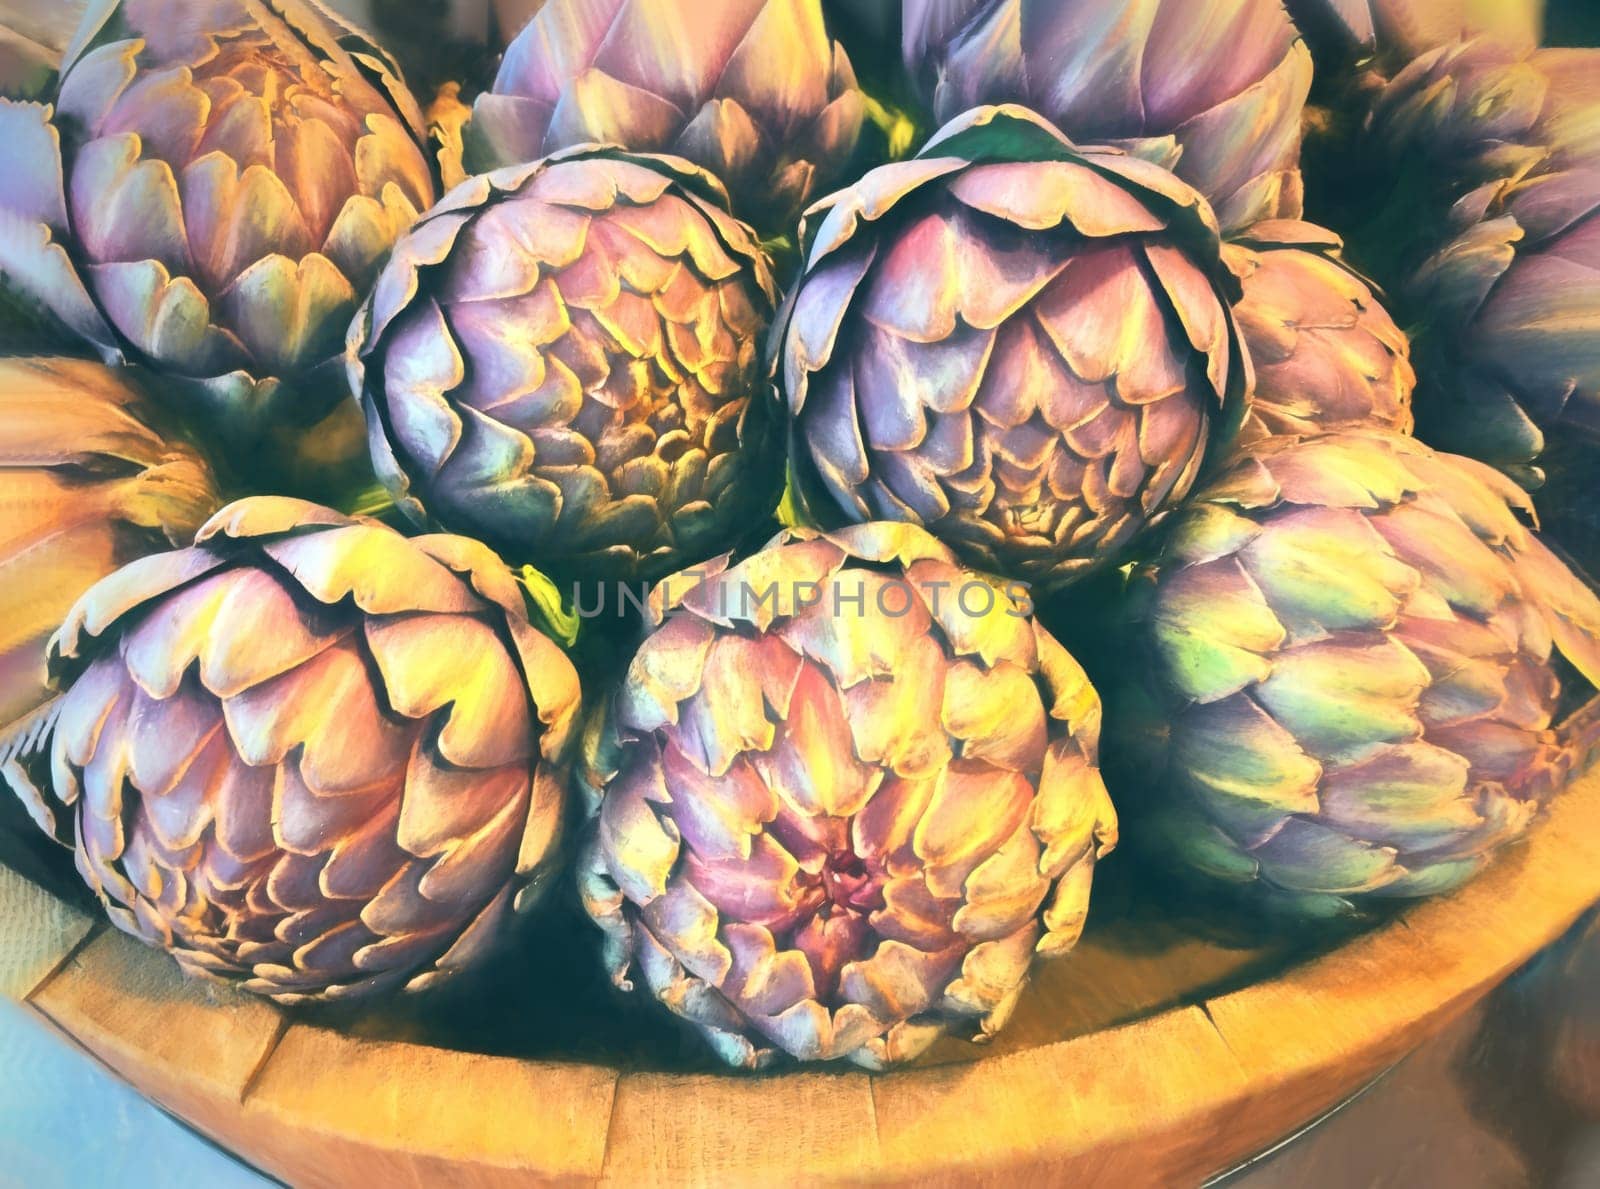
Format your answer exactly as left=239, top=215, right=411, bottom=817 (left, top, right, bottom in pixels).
left=6, top=759, right=1600, bottom=1188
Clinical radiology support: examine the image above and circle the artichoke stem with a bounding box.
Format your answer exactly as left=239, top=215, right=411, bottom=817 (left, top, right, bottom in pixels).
left=519, top=565, right=581, bottom=648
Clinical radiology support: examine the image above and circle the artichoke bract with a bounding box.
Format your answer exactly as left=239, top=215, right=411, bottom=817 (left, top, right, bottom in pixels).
left=463, top=0, right=866, bottom=236
left=1120, top=431, right=1600, bottom=917
left=349, top=147, right=781, bottom=581
left=580, top=522, right=1117, bottom=1069
left=10, top=497, right=582, bottom=1002
left=777, top=105, right=1251, bottom=592
left=1228, top=220, right=1415, bottom=443
left=901, top=0, right=1312, bottom=232
left=1370, top=42, right=1600, bottom=481
left=0, top=0, right=436, bottom=438
left=0, top=357, right=218, bottom=743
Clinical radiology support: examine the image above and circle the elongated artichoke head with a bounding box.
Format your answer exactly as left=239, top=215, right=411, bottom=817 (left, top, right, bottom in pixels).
left=777, top=105, right=1252, bottom=592
left=0, top=357, right=218, bottom=741
left=901, top=0, right=1312, bottom=232
left=1228, top=220, right=1415, bottom=443
left=464, top=0, right=866, bottom=236
left=0, top=0, right=436, bottom=441
left=10, top=497, right=582, bottom=1002
left=349, top=147, right=781, bottom=581
left=1369, top=42, right=1600, bottom=483
left=1120, top=430, right=1600, bottom=918
left=580, top=521, right=1117, bottom=1068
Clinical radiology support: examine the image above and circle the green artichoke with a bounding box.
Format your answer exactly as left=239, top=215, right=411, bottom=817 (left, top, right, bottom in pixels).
left=901, top=0, right=1313, bottom=233
left=580, top=521, right=1116, bottom=1068
left=1118, top=430, right=1600, bottom=917
left=1228, top=220, right=1415, bottom=443
left=463, top=0, right=866, bottom=237
left=0, top=357, right=218, bottom=745
left=8, top=497, right=582, bottom=1002
left=777, top=105, right=1251, bottom=591
left=0, top=0, right=435, bottom=443
left=348, top=146, right=780, bottom=580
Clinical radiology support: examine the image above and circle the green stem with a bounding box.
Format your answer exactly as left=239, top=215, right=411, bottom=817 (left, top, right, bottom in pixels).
left=342, top=483, right=398, bottom=520
left=862, top=94, right=920, bottom=161
left=518, top=564, right=581, bottom=649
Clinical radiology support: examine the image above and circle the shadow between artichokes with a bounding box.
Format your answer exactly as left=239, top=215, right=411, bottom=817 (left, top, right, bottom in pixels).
left=578, top=520, right=1117, bottom=1069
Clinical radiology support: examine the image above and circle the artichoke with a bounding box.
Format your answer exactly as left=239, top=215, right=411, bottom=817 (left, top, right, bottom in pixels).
left=463, top=0, right=866, bottom=236
left=0, top=357, right=218, bottom=743
left=8, top=497, right=582, bottom=1002
left=0, top=0, right=436, bottom=440
left=1228, top=220, right=1415, bottom=443
left=1369, top=42, right=1600, bottom=482
left=1117, top=430, right=1600, bottom=917
left=900, top=0, right=1313, bottom=233
left=579, top=521, right=1117, bottom=1068
left=1285, top=0, right=1542, bottom=65
left=349, top=146, right=781, bottom=580
left=777, top=105, right=1251, bottom=591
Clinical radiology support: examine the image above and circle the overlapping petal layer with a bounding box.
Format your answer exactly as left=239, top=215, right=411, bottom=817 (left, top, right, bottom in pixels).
left=0, top=0, right=435, bottom=434
left=464, top=0, right=865, bottom=234
left=580, top=521, right=1117, bottom=1067
left=350, top=147, right=780, bottom=579
left=1229, top=221, right=1415, bottom=442
left=1124, top=430, right=1600, bottom=916
left=902, top=0, right=1312, bottom=232
left=21, top=497, right=581, bottom=1002
left=777, top=106, right=1251, bottom=591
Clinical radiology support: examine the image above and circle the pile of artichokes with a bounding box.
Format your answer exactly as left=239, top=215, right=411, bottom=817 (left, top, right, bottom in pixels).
left=0, top=0, right=1595, bottom=1072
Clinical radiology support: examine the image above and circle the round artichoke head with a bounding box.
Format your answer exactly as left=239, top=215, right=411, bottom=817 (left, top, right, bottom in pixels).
left=901, top=0, right=1312, bottom=232
left=580, top=521, right=1118, bottom=1069
left=1372, top=43, right=1600, bottom=479
left=1121, top=430, right=1600, bottom=917
left=1228, top=220, right=1415, bottom=443
left=24, top=497, right=582, bottom=1002
left=778, top=105, right=1252, bottom=592
left=0, top=0, right=436, bottom=434
left=0, top=357, right=218, bottom=738
left=350, top=147, right=782, bottom=580
left=464, top=0, right=866, bottom=236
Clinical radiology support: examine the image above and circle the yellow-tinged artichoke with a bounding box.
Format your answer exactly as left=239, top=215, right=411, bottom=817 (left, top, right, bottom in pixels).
left=580, top=521, right=1117, bottom=1068
left=0, top=357, right=218, bottom=741
left=348, top=146, right=781, bottom=581
left=0, top=0, right=436, bottom=445
left=1228, top=220, right=1415, bottom=443
left=8, top=497, right=582, bottom=1003
left=1118, top=430, right=1600, bottom=917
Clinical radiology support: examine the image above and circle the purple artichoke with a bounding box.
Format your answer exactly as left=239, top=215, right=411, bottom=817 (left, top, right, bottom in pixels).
left=348, top=147, right=780, bottom=580
left=901, top=0, right=1313, bottom=233
left=9, top=497, right=582, bottom=1002
left=0, top=0, right=435, bottom=439
left=580, top=521, right=1117, bottom=1068
left=777, top=105, right=1251, bottom=591
left=1370, top=42, right=1600, bottom=480
left=1228, top=220, right=1415, bottom=443
left=1117, top=430, right=1600, bottom=917
left=464, top=0, right=866, bottom=235
left=1285, top=0, right=1542, bottom=64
